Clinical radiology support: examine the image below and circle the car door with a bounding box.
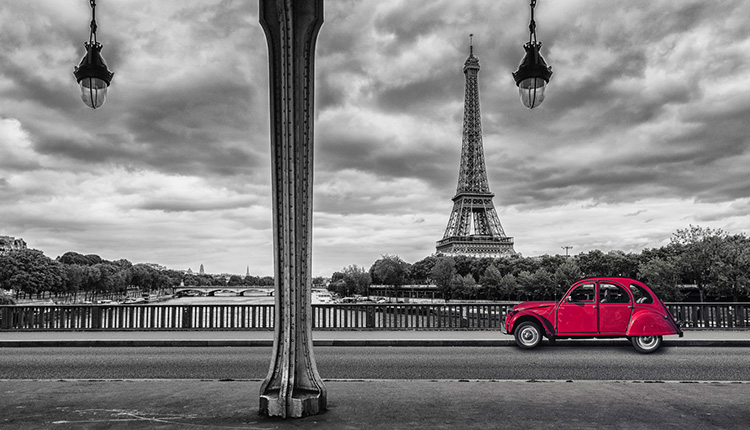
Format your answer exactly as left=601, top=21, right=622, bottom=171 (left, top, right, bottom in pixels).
left=598, top=282, right=633, bottom=334
left=556, top=282, right=597, bottom=334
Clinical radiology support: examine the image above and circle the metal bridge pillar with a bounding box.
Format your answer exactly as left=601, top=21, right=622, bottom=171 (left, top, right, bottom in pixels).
left=258, top=0, right=326, bottom=418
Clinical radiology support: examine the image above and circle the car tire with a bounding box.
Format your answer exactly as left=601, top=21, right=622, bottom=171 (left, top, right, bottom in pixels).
left=514, top=321, right=543, bottom=349
left=631, top=335, right=662, bottom=354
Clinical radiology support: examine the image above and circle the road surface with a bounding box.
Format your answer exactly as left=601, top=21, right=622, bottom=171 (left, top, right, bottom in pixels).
left=2, top=345, right=749, bottom=381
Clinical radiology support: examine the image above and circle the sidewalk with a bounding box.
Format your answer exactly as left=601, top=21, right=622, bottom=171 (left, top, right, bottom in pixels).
left=0, top=329, right=748, bottom=347
left=2, top=379, right=750, bottom=429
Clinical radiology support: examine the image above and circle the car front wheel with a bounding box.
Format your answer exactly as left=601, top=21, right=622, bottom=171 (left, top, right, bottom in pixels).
left=514, top=321, right=543, bottom=349
left=631, top=335, right=662, bottom=354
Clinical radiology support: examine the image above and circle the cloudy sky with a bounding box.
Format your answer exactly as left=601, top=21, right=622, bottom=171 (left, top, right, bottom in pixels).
left=1, top=1, right=749, bottom=277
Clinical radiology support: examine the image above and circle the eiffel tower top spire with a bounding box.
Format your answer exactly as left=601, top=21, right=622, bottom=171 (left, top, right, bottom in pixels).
left=456, top=35, right=491, bottom=196
left=464, top=34, right=480, bottom=73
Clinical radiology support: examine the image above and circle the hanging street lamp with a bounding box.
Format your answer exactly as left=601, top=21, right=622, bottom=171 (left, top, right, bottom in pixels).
left=73, top=0, right=114, bottom=109
left=512, top=0, right=552, bottom=109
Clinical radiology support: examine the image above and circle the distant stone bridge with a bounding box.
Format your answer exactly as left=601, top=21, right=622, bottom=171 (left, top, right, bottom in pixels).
left=173, top=286, right=274, bottom=297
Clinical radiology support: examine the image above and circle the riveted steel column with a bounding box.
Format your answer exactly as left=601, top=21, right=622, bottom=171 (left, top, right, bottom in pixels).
left=258, top=0, right=326, bottom=419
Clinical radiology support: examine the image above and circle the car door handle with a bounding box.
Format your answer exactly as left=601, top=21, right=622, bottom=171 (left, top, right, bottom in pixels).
left=592, top=305, right=597, bottom=309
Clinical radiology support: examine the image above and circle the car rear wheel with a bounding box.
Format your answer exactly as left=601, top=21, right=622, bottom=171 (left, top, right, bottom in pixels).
left=631, top=335, right=662, bottom=354
left=514, top=321, right=542, bottom=349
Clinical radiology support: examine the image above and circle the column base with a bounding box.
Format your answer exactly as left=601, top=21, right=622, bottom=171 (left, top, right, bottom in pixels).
left=259, top=388, right=326, bottom=418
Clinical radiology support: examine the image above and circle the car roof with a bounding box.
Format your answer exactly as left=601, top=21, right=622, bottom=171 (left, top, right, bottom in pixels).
left=575, top=276, right=636, bottom=282
left=573, top=277, right=655, bottom=291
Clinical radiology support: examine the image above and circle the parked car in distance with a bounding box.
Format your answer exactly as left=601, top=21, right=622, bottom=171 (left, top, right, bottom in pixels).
left=503, top=277, right=682, bottom=353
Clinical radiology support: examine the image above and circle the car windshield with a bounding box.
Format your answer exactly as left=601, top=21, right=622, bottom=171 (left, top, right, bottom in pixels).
left=629, top=283, right=654, bottom=304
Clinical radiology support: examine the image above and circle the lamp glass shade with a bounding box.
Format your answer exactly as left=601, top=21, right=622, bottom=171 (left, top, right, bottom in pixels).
left=518, top=77, right=547, bottom=109
left=74, top=42, right=113, bottom=109
left=79, top=77, right=108, bottom=109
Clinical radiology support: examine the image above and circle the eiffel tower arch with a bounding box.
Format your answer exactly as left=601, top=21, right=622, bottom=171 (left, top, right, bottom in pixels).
left=436, top=37, right=516, bottom=258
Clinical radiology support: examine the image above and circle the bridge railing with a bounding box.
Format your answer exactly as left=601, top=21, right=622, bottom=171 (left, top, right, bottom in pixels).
left=1, top=302, right=747, bottom=331
left=665, top=303, right=749, bottom=329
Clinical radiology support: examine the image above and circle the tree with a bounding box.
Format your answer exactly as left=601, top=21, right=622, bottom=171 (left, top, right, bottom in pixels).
left=327, top=272, right=347, bottom=297
left=528, top=269, right=554, bottom=300
left=370, top=255, right=410, bottom=287
left=342, top=265, right=371, bottom=296
left=62, top=264, right=86, bottom=299
left=0, top=292, right=15, bottom=305
left=710, top=234, right=750, bottom=301
left=430, top=257, right=456, bottom=301
left=0, top=249, right=65, bottom=299
left=93, top=263, right=127, bottom=297
left=409, top=255, right=438, bottom=285
left=452, top=273, right=478, bottom=300
left=554, top=259, right=582, bottom=300
left=498, top=274, right=519, bottom=300
left=228, top=275, right=244, bottom=286
left=480, top=264, right=505, bottom=300
left=470, top=257, right=496, bottom=283
left=183, top=273, right=200, bottom=286
left=130, top=264, right=154, bottom=291
left=576, top=250, right=608, bottom=278
left=671, top=225, right=726, bottom=302
left=637, top=257, right=683, bottom=301
left=538, top=254, right=566, bottom=275
left=452, top=255, right=474, bottom=278
left=57, top=251, right=103, bottom=266
left=605, top=250, right=639, bottom=278
left=515, top=271, right=535, bottom=301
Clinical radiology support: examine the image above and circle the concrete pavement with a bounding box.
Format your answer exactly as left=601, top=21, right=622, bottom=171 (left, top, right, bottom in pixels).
left=2, top=379, right=750, bottom=429
left=0, top=329, right=748, bottom=347
left=2, top=330, right=749, bottom=429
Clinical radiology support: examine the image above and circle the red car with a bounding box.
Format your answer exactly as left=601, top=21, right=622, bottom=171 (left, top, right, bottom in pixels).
left=503, top=277, right=683, bottom=353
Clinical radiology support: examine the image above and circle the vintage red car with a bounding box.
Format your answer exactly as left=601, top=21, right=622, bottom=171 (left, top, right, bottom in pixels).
left=503, top=277, right=682, bottom=353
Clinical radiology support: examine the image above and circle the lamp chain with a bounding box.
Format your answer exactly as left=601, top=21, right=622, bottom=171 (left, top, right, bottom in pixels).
left=529, top=0, right=537, bottom=45
left=89, top=0, right=98, bottom=44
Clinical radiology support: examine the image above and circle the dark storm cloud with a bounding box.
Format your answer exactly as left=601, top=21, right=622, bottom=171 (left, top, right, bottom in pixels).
left=373, top=72, right=460, bottom=113
left=317, top=128, right=455, bottom=189
left=0, top=61, right=74, bottom=112
left=136, top=197, right=255, bottom=213
left=119, top=80, right=260, bottom=175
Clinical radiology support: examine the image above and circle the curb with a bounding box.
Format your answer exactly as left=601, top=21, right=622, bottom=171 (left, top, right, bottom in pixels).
left=1, top=339, right=748, bottom=348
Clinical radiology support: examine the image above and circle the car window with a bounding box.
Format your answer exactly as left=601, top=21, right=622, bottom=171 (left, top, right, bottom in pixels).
left=599, top=283, right=630, bottom=304
left=628, top=284, right=654, bottom=304
left=568, top=283, right=595, bottom=302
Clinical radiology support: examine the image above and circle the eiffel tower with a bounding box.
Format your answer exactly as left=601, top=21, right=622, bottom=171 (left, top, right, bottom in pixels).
left=436, top=37, right=515, bottom=258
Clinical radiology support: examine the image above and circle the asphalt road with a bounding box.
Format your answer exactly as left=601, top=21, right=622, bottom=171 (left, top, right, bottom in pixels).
left=2, top=345, right=749, bottom=381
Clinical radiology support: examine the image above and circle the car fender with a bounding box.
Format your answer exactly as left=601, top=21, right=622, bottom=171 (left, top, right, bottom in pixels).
left=509, top=311, right=554, bottom=337
left=626, top=309, right=679, bottom=336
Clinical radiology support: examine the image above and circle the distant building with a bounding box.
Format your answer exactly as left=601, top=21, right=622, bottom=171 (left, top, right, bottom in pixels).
left=199, top=264, right=205, bottom=275
left=0, top=236, right=27, bottom=255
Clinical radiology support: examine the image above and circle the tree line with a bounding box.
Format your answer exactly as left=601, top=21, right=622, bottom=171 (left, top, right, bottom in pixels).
left=1, top=225, right=747, bottom=304
left=0, top=251, right=271, bottom=304
left=329, top=226, right=750, bottom=302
